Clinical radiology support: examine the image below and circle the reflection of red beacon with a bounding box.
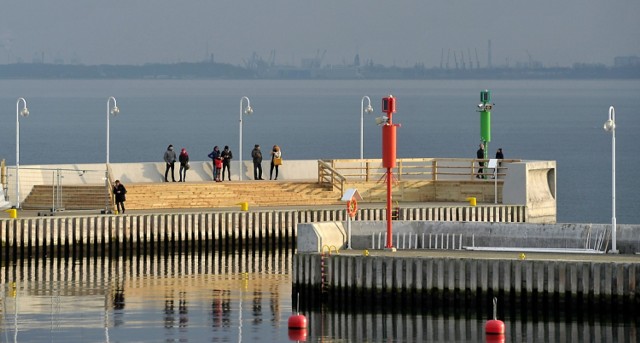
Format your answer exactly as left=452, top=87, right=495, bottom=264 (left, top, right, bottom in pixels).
left=378, top=95, right=400, bottom=250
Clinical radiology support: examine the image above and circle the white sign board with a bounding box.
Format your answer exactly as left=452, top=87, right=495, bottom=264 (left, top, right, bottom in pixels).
left=341, top=188, right=363, bottom=202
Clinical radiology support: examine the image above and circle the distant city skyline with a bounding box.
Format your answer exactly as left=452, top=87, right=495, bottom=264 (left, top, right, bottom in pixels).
left=1, top=1, right=638, bottom=68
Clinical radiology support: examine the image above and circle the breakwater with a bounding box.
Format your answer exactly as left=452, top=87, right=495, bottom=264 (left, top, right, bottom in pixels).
left=0, top=204, right=525, bottom=261
left=292, top=250, right=640, bottom=306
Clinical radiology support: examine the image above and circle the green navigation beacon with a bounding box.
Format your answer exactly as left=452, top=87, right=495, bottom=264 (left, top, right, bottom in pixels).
left=477, top=89, right=493, bottom=160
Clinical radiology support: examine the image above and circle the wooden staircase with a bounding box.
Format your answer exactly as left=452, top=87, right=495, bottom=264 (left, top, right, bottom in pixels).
left=123, top=181, right=342, bottom=210
left=22, top=185, right=110, bottom=210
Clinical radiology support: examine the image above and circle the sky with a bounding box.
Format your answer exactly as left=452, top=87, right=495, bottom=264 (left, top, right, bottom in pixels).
left=1, top=1, right=639, bottom=68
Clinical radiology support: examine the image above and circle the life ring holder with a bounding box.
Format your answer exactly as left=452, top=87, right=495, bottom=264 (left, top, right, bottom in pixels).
left=346, top=199, right=358, bottom=217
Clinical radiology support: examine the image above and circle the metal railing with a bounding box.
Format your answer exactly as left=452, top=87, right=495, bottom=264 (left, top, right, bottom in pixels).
left=317, top=160, right=346, bottom=196
left=3, top=166, right=110, bottom=213
left=323, top=158, right=520, bottom=182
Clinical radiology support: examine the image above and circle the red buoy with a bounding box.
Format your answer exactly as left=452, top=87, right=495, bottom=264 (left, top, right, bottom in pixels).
left=485, top=297, right=505, bottom=335
left=288, top=314, right=307, bottom=329
left=485, top=319, right=505, bottom=334
left=288, top=328, right=307, bottom=341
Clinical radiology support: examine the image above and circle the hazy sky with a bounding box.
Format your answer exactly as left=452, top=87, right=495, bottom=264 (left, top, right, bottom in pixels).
left=1, top=1, right=638, bottom=67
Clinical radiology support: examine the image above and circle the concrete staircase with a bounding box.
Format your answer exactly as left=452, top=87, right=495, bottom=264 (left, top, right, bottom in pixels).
left=22, top=185, right=109, bottom=211
left=124, top=181, right=342, bottom=210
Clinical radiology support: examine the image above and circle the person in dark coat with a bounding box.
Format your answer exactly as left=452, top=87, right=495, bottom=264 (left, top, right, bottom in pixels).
left=164, top=144, right=177, bottom=182
left=476, top=143, right=485, bottom=178
left=113, top=180, right=127, bottom=214
left=221, top=146, right=233, bottom=181
left=251, top=144, right=263, bottom=180
left=178, top=148, right=189, bottom=182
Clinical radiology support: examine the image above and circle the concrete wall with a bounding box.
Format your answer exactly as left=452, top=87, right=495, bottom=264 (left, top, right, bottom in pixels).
left=297, top=221, right=640, bottom=254
left=111, top=160, right=319, bottom=183
left=4, top=159, right=556, bottom=222
left=4, top=161, right=319, bottom=203
left=292, top=252, right=640, bottom=300
left=503, top=161, right=556, bottom=223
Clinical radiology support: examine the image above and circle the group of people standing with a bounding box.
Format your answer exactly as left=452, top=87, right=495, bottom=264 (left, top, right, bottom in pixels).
left=476, top=143, right=504, bottom=178
left=207, top=145, right=233, bottom=182
left=163, top=144, right=191, bottom=182
left=251, top=144, right=282, bottom=180
left=162, top=143, right=282, bottom=182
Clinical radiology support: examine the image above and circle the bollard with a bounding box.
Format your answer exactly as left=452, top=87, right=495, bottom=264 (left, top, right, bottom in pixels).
left=5, top=208, right=17, bottom=219
left=466, top=197, right=477, bottom=206
left=237, top=202, right=249, bottom=211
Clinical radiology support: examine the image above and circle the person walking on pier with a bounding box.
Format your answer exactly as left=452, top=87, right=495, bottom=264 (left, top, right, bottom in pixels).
left=270, top=145, right=282, bottom=180
left=178, top=148, right=190, bottom=182
left=164, top=144, right=177, bottom=182
left=476, top=143, right=485, bottom=179
left=252, top=144, right=264, bottom=180
left=208, top=146, right=222, bottom=182
left=221, top=145, right=233, bottom=181
left=495, top=148, right=504, bottom=159
left=113, top=180, right=127, bottom=214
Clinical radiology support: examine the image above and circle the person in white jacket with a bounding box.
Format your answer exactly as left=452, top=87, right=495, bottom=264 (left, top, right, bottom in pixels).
left=270, top=145, right=282, bottom=180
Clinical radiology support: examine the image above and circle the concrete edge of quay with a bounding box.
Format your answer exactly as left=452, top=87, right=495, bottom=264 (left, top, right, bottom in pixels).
left=291, top=220, right=640, bottom=303
left=292, top=249, right=640, bottom=306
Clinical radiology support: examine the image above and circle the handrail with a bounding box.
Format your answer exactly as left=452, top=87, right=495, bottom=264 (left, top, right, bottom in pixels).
left=318, top=160, right=346, bottom=196
left=326, top=158, right=521, bottom=181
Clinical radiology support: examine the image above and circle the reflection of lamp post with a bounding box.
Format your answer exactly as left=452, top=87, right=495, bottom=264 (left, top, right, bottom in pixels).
left=106, top=96, right=120, bottom=165
left=603, top=105, right=617, bottom=253
left=360, top=96, right=373, bottom=159
left=238, top=96, right=253, bottom=181
left=15, top=98, right=29, bottom=209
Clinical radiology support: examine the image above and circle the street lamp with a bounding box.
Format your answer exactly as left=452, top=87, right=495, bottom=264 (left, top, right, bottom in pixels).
left=238, top=96, right=253, bottom=181
left=15, top=97, right=29, bottom=209
left=106, top=96, right=120, bottom=165
left=603, top=105, right=617, bottom=253
left=360, top=96, right=373, bottom=159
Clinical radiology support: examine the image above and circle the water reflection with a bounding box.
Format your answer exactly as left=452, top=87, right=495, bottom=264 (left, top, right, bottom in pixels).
left=1, top=250, right=292, bottom=343
left=0, top=250, right=638, bottom=342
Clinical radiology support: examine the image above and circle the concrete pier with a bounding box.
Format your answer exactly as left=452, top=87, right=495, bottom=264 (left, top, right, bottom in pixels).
left=0, top=204, right=525, bottom=261
left=292, top=249, right=640, bottom=304
left=293, top=221, right=640, bottom=304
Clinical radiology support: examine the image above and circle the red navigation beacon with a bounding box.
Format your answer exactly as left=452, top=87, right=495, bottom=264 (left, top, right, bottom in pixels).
left=382, top=96, right=395, bottom=115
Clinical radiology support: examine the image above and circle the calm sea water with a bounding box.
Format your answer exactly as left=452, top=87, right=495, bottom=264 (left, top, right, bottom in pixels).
left=1, top=251, right=637, bottom=343
left=0, top=79, right=639, bottom=223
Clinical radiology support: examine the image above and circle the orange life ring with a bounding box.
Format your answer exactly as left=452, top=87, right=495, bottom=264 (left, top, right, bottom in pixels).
left=346, top=199, right=358, bottom=217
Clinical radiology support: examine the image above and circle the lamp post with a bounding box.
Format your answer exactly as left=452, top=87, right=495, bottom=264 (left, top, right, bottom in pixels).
left=603, top=105, right=617, bottom=253
left=360, top=96, right=373, bottom=159
left=106, top=96, right=120, bottom=165
left=238, top=96, right=253, bottom=181
left=15, top=97, right=29, bottom=209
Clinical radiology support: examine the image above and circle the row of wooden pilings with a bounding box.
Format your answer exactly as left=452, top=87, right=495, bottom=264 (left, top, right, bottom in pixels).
left=0, top=204, right=526, bottom=261
left=292, top=253, right=640, bottom=306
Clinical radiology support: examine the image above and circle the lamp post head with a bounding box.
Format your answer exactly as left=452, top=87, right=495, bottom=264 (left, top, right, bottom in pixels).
left=110, top=106, right=120, bottom=116
left=365, top=104, right=374, bottom=113
left=244, top=106, right=253, bottom=115
left=20, top=107, right=29, bottom=117
left=603, top=119, right=615, bottom=132
left=604, top=106, right=615, bottom=133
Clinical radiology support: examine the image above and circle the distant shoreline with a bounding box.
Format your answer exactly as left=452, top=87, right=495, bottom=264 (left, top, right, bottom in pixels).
left=1, top=61, right=639, bottom=80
